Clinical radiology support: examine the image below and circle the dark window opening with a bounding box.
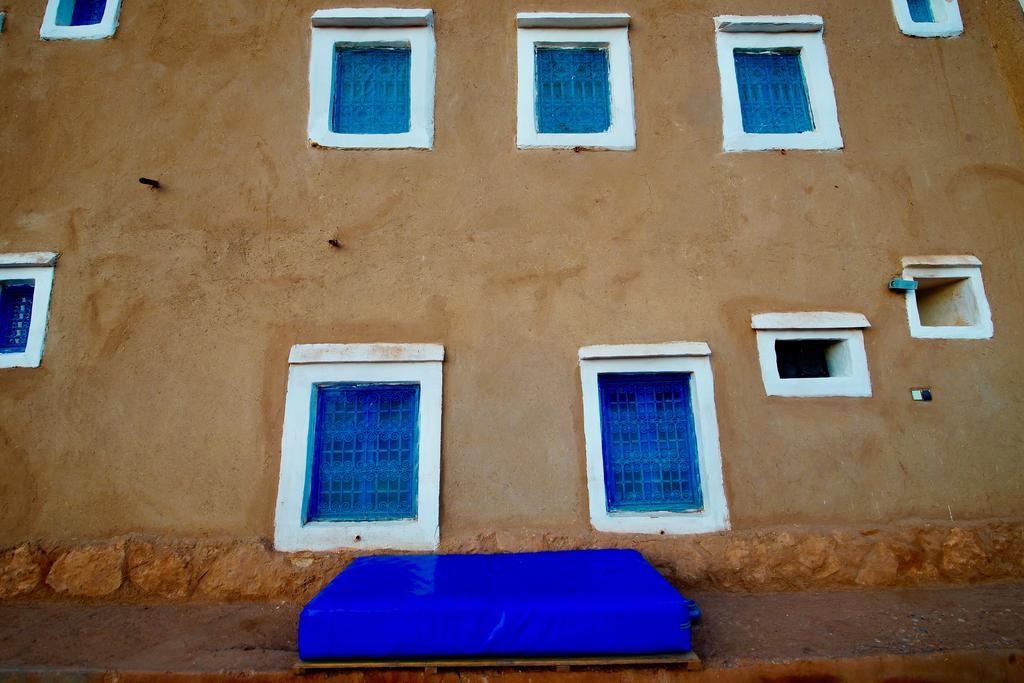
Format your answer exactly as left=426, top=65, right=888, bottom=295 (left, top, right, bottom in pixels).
left=775, top=339, right=841, bottom=379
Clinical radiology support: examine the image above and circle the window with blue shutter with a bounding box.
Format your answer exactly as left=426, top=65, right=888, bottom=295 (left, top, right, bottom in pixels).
left=0, top=282, right=34, bottom=355
left=598, top=373, right=703, bottom=513
left=535, top=47, right=612, bottom=134
left=331, top=47, right=412, bottom=135
left=56, top=0, right=107, bottom=26
left=734, top=50, right=813, bottom=135
left=906, top=0, right=936, bottom=22
left=308, top=382, right=419, bottom=522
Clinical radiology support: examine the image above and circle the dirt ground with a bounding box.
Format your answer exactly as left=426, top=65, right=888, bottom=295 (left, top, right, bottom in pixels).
left=0, top=583, right=1021, bottom=679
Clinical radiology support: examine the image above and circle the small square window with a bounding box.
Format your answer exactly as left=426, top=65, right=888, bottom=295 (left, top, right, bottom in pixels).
left=891, top=0, right=963, bottom=37
left=308, top=9, right=435, bottom=149
left=902, top=256, right=992, bottom=339
left=579, top=342, right=730, bottom=535
left=0, top=253, right=58, bottom=369
left=715, top=16, right=843, bottom=152
left=40, top=0, right=121, bottom=40
left=753, top=313, right=872, bottom=398
left=535, top=47, right=611, bottom=134
left=275, top=343, right=443, bottom=551
left=733, top=50, right=813, bottom=134
left=331, top=47, right=412, bottom=135
left=517, top=13, right=636, bottom=150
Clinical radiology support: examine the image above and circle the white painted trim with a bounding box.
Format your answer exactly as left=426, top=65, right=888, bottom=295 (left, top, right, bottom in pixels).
left=289, top=343, right=444, bottom=364
left=901, top=254, right=981, bottom=268
left=40, top=0, right=121, bottom=40
left=579, top=351, right=729, bottom=535
left=0, top=265, right=56, bottom=369
left=308, top=21, right=435, bottom=149
left=903, top=264, right=993, bottom=340
left=751, top=312, right=870, bottom=330
left=714, top=18, right=843, bottom=152
left=312, top=8, right=432, bottom=28
left=274, top=352, right=444, bottom=551
left=891, top=0, right=963, bottom=38
left=516, top=12, right=630, bottom=29
left=755, top=328, right=872, bottom=398
left=0, top=252, right=59, bottom=267
left=516, top=25, right=636, bottom=151
left=579, top=342, right=711, bottom=360
left=715, top=15, right=823, bottom=33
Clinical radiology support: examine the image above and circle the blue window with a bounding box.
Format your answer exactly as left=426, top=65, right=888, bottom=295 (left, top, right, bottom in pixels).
left=734, top=50, right=813, bottom=135
left=535, top=47, right=611, bottom=134
left=331, top=47, right=412, bottom=135
left=0, top=282, right=34, bottom=354
left=598, top=373, right=703, bottom=513
left=56, top=0, right=107, bottom=27
left=308, top=383, right=419, bottom=522
left=907, top=0, right=935, bottom=22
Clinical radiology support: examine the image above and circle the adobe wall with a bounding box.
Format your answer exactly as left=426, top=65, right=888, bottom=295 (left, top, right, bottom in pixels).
left=0, top=0, right=1022, bottom=580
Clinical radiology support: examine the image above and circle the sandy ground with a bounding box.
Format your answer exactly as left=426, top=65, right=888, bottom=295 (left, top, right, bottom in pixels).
left=0, top=583, right=1020, bottom=675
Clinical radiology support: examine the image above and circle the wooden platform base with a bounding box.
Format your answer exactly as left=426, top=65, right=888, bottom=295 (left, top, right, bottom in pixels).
left=295, top=651, right=702, bottom=674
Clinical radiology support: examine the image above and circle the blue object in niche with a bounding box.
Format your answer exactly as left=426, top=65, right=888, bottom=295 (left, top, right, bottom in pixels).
left=298, top=549, right=698, bottom=660
left=907, top=0, right=936, bottom=22
left=307, top=383, right=419, bottom=522
left=57, top=0, right=107, bottom=26
left=535, top=47, right=612, bottom=134
left=0, top=282, right=34, bottom=354
left=734, top=50, right=813, bottom=134
left=598, top=373, right=703, bottom=513
left=331, top=47, right=412, bottom=135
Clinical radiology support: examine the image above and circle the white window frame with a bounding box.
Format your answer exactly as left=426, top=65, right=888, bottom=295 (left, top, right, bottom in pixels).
left=902, top=256, right=993, bottom=340
left=578, top=343, right=729, bottom=535
left=274, top=343, right=443, bottom=552
left=0, top=253, right=57, bottom=369
left=516, top=13, right=636, bottom=151
left=307, top=8, right=435, bottom=149
left=714, top=15, right=843, bottom=152
left=752, top=312, right=872, bottom=398
left=40, top=0, right=122, bottom=40
left=891, top=0, right=963, bottom=38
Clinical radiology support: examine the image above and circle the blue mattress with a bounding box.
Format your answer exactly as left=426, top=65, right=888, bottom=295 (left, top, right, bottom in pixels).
left=299, top=549, right=698, bottom=660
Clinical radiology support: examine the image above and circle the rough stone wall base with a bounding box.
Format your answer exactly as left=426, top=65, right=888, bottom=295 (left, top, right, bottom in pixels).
left=1, top=520, right=1021, bottom=601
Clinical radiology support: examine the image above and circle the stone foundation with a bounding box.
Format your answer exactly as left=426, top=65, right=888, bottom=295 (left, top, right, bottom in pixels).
left=1, top=520, right=1021, bottom=601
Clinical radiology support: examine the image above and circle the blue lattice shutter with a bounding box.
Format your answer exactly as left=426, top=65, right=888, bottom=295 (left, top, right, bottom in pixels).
left=906, top=0, right=935, bottom=22
left=733, top=50, right=813, bottom=134
left=598, top=373, right=703, bottom=513
left=331, top=47, right=412, bottom=135
left=535, top=47, right=612, bottom=134
left=308, top=383, right=419, bottom=522
left=70, top=0, right=106, bottom=26
left=0, top=283, right=34, bottom=354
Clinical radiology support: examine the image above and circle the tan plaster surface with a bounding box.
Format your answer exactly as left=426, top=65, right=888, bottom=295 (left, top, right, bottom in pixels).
left=0, top=0, right=1022, bottom=545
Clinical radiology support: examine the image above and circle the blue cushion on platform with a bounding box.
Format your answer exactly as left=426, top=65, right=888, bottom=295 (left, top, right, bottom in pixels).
left=298, top=549, right=695, bottom=660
